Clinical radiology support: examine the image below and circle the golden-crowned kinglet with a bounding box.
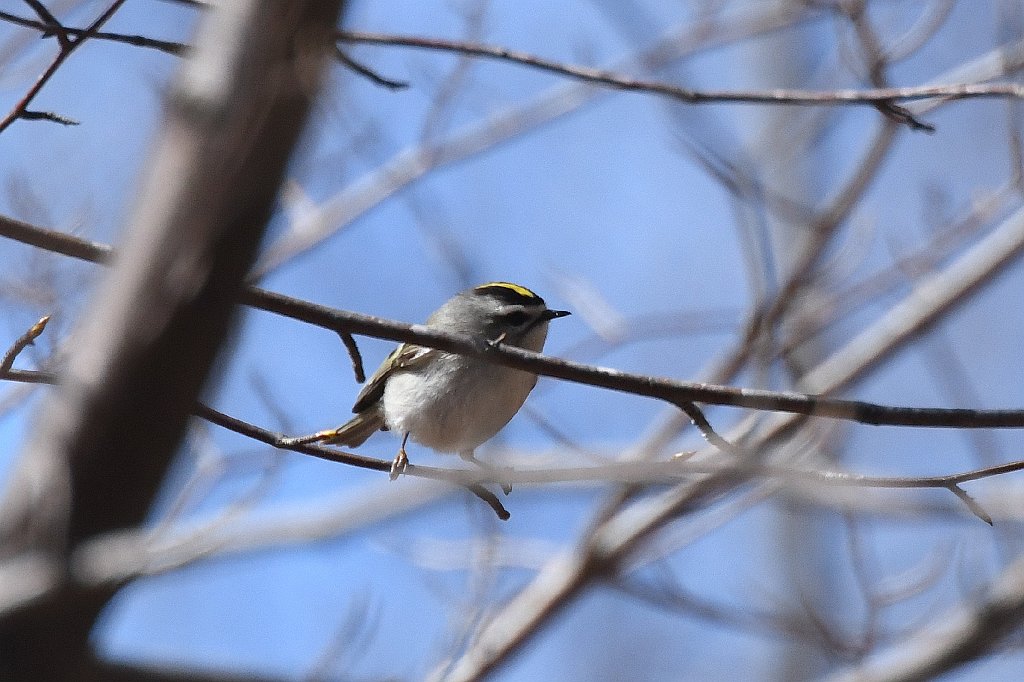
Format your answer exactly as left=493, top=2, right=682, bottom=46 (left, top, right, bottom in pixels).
left=324, top=282, right=570, bottom=479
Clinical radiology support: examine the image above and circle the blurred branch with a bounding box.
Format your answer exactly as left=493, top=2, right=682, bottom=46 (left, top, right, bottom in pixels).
left=0, top=1, right=345, bottom=678
left=0, top=214, right=112, bottom=263
left=796, top=202, right=1024, bottom=394
left=435, top=196, right=1024, bottom=682
left=90, top=662, right=286, bottom=682
left=3, top=362, right=1017, bottom=594
left=70, top=480, right=454, bottom=585
left=700, top=33, right=1024, bottom=390
left=66, top=460, right=1024, bottom=590
left=196, top=404, right=508, bottom=519
left=261, top=27, right=1024, bottom=274
left=780, top=184, right=1015, bottom=360
left=825, top=556, right=1024, bottom=682
left=255, top=2, right=819, bottom=273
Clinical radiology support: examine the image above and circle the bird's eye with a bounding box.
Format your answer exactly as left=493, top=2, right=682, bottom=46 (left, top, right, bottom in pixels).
left=500, top=310, right=530, bottom=326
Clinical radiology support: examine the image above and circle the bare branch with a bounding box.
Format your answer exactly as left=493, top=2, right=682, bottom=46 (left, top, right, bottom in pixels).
left=435, top=191, right=1024, bottom=682
left=0, top=10, right=187, bottom=55
left=825, top=556, right=1024, bottom=682
left=0, top=315, right=49, bottom=377
left=334, top=46, right=408, bottom=89
left=7, top=364, right=1019, bottom=527
left=0, top=0, right=129, bottom=135
left=337, top=30, right=1024, bottom=118
left=18, top=110, right=78, bottom=125
left=797, top=203, right=1024, bottom=395
left=0, top=2, right=346, bottom=677
left=20, top=0, right=69, bottom=49
left=337, top=329, right=366, bottom=383
left=0, top=214, right=113, bottom=263
left=4, top=217, right=1024, bottom=430
left=255, top=3, right=820, bottom=273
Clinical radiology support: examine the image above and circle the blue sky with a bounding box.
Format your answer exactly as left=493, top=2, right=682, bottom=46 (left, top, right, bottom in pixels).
left=3, top=1, right=1024, bottom=680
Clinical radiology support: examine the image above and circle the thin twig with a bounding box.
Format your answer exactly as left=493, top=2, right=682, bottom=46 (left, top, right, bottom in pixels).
left=337, top=330, right=365, bottom=383
left=194, top=404, right=508, bottom=520
left=254, top=5, right=825, bottom=273
left=948, top=485, right=992, bottom=525
left=0, top=10, right=186, bottom=55
left=334, top=46, right=408, bottom=89
left=673, top=401, right=741, bottom=455
left=20, top=0, right=69, bottom=48
left=0, top=214, right=374, bottom=385
left=18, top=110, right=78, bottom=125
left=0, top=0, right=129, bottom=134
left=0, top=316, right=49, bottom=377
left=337, top=30, right=1024, bottom=113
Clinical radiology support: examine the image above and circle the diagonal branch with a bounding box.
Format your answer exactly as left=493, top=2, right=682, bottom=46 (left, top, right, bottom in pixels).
left=434, top=196, right=1024, bottom=682
left=0, top=0, right=129, bottom=134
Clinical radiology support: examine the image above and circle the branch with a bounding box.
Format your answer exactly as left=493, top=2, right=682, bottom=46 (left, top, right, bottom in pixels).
left=334, top=46, right=408, bottom=89
left=226, top=288, right=1024, bottom=430
left=255, top=32, right=1024, bottom=276
left=0, top=315, right=49, bottom=377
left=796, top=202, right=1024, bottom=395
left=10, top=11, right=1012, bottom=124
left=434, top=200, right=1024, bottom=680
left=194, top=404, right=507, bottom=520
left=20, top=0, right=69, bottom=49
left=824, top=556, right=1024, bottom=682
left=337, top=30, right=1024, bottom=117
left=0, top=0, right=129, bottom=134
left=9, top=364, right=1017, bottom=527
left=0, top=2, right=346, bottom=678
left=3, top=216, right=1024, bottom=430
left=1, top=7, right=1019, bottom=139
left=252, top=4, right=822, bottom=274
left=0, top=214, right=366, bottom=384
left=0, top=10, right=186, bottom=55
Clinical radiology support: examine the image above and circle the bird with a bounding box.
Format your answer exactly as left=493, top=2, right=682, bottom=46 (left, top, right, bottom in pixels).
left=322, top=282, right=570, bottom=480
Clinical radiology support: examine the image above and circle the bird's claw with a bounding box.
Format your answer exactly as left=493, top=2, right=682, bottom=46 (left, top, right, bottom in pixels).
left=390, top=448, right=408, bottom=481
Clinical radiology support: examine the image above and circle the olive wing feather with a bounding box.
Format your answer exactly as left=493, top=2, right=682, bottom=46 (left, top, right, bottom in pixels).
left=351, top=344, right=437, bottom=413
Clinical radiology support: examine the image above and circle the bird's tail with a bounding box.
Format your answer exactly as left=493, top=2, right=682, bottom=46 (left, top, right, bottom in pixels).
left=322, top=408, right=386, bottom=447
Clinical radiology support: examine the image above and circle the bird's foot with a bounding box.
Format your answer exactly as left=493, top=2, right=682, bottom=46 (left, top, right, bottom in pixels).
left=460, top=450, right=512, bottom=495
left=390, top=447, right=409, bottom=481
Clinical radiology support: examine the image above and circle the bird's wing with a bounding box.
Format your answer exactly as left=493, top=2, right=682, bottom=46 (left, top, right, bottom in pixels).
left=351, top=343, right=437, bottom=413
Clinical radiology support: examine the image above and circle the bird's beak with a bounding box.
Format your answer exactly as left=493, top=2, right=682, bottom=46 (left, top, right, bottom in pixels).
left=542, top=309, right=571, bottom=321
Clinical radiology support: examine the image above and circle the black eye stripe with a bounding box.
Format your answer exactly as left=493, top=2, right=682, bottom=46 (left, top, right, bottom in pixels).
left=500, top=310, right=530, bottom=326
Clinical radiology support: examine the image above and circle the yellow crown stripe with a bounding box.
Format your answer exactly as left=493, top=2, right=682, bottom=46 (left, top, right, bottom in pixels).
left=475, top=282, right=539, bottom=299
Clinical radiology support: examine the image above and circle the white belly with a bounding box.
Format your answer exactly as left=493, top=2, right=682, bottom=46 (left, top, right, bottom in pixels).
left=381, top=353, right=538, bottom=454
